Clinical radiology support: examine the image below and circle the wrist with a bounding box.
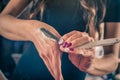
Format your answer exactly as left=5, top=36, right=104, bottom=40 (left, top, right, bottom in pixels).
left=24, top=20, right=41, bottom=41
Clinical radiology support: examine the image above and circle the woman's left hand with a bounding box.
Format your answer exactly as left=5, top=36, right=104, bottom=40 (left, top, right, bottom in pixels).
left=59, top=30, right=94, bottom=56
left=59, top=30, right=95, bottom=71
left=59, top=30, right=119, bottom=75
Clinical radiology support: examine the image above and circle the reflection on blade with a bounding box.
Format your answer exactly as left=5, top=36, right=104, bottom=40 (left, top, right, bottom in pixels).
left=40, top=28, right=59, bottom=42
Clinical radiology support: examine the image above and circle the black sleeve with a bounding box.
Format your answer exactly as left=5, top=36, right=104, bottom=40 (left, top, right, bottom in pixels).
left=104, top=0, right=120, bottom=22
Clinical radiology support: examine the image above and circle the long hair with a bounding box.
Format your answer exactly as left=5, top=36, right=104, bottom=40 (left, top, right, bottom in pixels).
left=80, top=0, right=106, bottom=40
left=30, top=0, right=106, bottom=40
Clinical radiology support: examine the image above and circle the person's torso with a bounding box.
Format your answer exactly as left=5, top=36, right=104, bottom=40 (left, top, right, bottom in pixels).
left=41, top=0, right=86, bottom=35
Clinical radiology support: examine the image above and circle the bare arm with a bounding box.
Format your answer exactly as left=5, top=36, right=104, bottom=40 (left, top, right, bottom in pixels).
left=0, top=0, right=60, bottom=41
left=0, top=1, right=63, bottom=79
left=86, top=22, right=120, bottom=75
left=62, top=22, right=120, bottom=76
left=0, top=0, right=33, bottom=41
left=1, top=0, right=31, bottom=16
left=104, top=22, right=120, bottom=57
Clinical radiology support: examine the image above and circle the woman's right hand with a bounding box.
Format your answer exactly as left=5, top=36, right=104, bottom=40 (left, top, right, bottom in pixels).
left=58, top=30, right=95, bottom=72
left=59, top=30, right=94, bottom=56
left=26, top=20, right=63, bottom=80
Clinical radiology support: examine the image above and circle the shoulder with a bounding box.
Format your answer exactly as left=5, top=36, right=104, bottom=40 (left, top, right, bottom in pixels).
left=104, top=0, right=120, bottom=22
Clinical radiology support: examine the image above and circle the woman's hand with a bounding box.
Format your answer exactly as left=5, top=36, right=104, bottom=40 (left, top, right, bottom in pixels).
left=59, top=30, right=95, bottom=71
left=59, top=30, right=119, bottom=76
left=27, top=20, right=63, bottom=80
left=59, top=30, right=94, bottom=56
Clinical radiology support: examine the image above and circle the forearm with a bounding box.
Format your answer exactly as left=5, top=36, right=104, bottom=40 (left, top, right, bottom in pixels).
left=0, top=14, right=34, bottom=41
left=95, top=23, right=120, bottom=72
left=86, top=23, right=120, bottom=76
left=0, top=14, right=61, bottom=42
left=94, top=53, right=118, bottom=71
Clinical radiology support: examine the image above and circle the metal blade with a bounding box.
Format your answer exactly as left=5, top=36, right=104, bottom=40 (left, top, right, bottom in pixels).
left=40, top=28, right=59, bottom=42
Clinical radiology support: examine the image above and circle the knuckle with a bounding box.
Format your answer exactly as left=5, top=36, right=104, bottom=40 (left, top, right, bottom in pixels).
left=62, top=34, right=68, bottom=39
left=72, top=30, right=78, bottom=32
left=73, top=31, right=82, bottom=36
left=82, top=32, right=89, bottom=36
left=78, top=32, right=82, bottom=36
left=76, top=31, right=81, bottom=34
left=84, top=36, right=89, bottom=42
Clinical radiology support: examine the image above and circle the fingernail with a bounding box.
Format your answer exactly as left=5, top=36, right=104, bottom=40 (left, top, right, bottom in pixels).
left=69, top=48, right=74, bottom=51
left=66, top=43, right=72, bottom=47
left=58, top=38, right=64, bottom=45
left=62, top=42, right=68, bottom=48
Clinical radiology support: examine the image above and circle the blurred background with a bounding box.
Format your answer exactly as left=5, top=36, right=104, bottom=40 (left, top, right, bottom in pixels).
left=0, top=0, right=120, bottom=80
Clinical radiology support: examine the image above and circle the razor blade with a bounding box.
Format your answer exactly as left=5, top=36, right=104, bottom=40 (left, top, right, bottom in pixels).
left=40, top=28, right=59, bottom=42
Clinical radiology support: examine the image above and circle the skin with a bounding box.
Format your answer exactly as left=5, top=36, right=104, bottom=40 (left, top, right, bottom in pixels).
left=0, top=0, right=63, bottom=79
left=60, top=23, right=120, bottom=76
left=0, top=0, right=120, bottom=77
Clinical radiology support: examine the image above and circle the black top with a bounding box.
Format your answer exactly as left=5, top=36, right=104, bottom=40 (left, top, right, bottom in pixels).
left=104, top=0, right=120, bottom=22
left=12, top=0, right=120, bottom=80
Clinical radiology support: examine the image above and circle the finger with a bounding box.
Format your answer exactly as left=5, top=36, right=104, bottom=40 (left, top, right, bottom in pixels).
left=61, top=30, right=79, bottom=41
left=58, top=31, right=79, bottom=45
left=65, top=31, right=82, bottom=42
left=68, top=48, right=95, bottom=57
left=59, top=45, right=74, bottom=53
left=70, top=36, right=90, bottom=48
left=40, top=53, right=55, bottom=77
left=60, top=44, right=95, bottom=56
left=59, top=36, right=92, bottom=51
left=63, top=32, right=89, bottom=43
left=82, top=49, right=95, bottom=56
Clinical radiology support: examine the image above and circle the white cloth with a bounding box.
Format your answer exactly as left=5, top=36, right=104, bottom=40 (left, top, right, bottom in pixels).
left=95, top=46, right=104, bottom=59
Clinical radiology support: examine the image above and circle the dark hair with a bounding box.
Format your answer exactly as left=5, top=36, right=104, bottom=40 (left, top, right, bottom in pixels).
left=30, top=0, right=107, bottom=40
